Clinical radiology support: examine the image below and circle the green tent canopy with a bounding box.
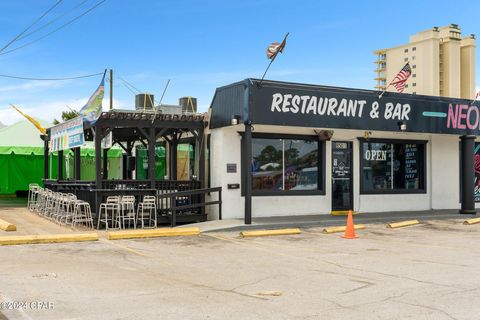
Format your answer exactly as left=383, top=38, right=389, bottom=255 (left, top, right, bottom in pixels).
left=0, top=119, right=123, bottom=195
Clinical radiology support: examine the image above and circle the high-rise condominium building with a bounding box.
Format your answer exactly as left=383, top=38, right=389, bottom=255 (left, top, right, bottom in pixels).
left=374, top=24, right=476, bottom=99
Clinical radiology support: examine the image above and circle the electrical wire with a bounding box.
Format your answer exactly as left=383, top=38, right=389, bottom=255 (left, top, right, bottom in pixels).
left=0, top=0, right=106, bottom=56
left=16, top=0, right=90, bottom=42
left=0, top=0, right=64, bottom=54
left=120, top=81, right=139, bottom=96
left=118, top=75, right=163, bottom=106
left=0, top=72, right=104, bottom=81
left=118, top=76, right=142, bottom=93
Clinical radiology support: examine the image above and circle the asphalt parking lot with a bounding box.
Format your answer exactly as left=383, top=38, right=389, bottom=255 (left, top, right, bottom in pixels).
left=1, top=218, right=480, bottom=320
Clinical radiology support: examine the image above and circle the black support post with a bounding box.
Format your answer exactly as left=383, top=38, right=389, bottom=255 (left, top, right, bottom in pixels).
left=198, top=128, right=205, bottom=188
left=127, top=141, right=133, bottom=180
left=244, top=123, right=252, bottom=224
left=43, top=137, right=49, bottom=180
left=103, top=149, right=109, bottom=180
left=460, top=135, right=476, bottom=214
left=74, top=147, right=81, bottom=180
left=94, top=127, right=103, bottom=215
left=243, top=81, right=252, bottom=225
left=148, top=127, right=156, bottom=188
left=170, top=134, right=178, bottom=180
left=198, top=127, right=206, bottom=215
left=57, top=149, right=64, bottom=181
left=95, top=127, right=102, bottom=190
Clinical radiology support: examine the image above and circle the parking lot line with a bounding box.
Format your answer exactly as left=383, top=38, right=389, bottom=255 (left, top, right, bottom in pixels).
left=99, top=239, right=149, bottom=257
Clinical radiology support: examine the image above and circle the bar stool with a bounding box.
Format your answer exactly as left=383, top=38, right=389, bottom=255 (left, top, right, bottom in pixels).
left=60, top=194, right=78, bottom=226
left=120, top=195, right=136, bottom=229
left=97, top=196, right=121, bottom=230
left=136, top=195, right=157, bottom=229
left=27, top=184, right=40, bottom=211
left=72, top=201, right=94, bottom=229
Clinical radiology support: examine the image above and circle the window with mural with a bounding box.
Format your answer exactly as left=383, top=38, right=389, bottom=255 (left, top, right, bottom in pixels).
left=360, top=139, right=426, bottom=193
left=250, top=135, right=323, bottom=194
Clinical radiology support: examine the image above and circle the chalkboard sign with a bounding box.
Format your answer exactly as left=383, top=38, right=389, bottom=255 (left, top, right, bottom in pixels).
left=404, top=144, right=418, bottom=189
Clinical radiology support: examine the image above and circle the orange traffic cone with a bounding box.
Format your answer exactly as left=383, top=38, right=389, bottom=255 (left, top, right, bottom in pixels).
left=342, top=210, right=358, bottom=239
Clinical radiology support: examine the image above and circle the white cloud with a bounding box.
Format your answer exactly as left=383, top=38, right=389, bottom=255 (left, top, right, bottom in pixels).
left=0, top=97, right=129, bottom=126
left=0, top=80, right=66, bottom=93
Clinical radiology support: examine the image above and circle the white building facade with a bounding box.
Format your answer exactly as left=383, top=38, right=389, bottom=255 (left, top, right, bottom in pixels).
left=207, top=79, right=478, bottom=221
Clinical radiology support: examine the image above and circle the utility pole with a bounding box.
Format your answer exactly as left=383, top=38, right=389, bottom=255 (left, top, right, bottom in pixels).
left=109, top=69, right=113, bottom=110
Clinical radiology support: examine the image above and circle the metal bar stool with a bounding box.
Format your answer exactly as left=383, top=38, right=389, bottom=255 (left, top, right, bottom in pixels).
left=136, top=195, right=157, bottom=229
left=97, top=196, right=121, bottom=230
left=120, top=195, right=136, bottom=229
left=73, top=201, right=94, bottom=230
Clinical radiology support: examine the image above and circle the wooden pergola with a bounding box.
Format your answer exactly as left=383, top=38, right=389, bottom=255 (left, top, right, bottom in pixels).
left=43, top=110, right=221, bottom=226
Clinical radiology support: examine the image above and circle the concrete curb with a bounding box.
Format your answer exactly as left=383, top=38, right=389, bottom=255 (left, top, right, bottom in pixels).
left=330, top=211, right=358, bottom=216
left=0, top=233, right=99, bottom=246
left=387, top=220, right=420, bottom=228
left=323, top=224, right=365, bottom=234
left=240, top=228, right=301, bottom=238
left=0, top=218, right=16, bottom=231
left=463, top=217, right=480, bottom=225
left=107, top=227, right=200, bottom=240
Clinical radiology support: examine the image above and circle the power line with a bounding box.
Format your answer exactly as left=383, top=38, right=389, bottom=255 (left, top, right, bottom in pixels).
left=118, top=75, right=163, bottom=105
left=0, top=0, right=106, bottom=56
left=0, top=0, right=64, bottom=54
left=118, top=76, right=142, bottom=93
left=0, top=72, right=104, bottom=81
left=17, top=0, right=90, bottom=42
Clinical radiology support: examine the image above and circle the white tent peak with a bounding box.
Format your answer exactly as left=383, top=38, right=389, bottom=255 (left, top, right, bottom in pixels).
left=0, top=118, right=52, bottom=147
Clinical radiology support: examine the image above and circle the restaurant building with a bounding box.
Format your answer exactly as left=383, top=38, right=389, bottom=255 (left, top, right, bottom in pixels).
left=208, top=78, right=479, bottom=222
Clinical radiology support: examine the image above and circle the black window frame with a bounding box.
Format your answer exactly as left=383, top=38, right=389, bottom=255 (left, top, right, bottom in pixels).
left=358, top=138, right=427, bottom=195
left=241, top=132, right=326, bottom=196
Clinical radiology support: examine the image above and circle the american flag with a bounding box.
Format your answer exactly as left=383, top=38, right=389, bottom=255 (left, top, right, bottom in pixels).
left=266, top=33, right=289, bottom=60
left=390, top=63, right=412, bottom=93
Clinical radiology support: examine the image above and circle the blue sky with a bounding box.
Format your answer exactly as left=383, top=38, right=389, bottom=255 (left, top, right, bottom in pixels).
left=0, top=0, right=479, bottom=125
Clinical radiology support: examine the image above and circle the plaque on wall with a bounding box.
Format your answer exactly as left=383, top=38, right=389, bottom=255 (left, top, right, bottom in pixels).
left=226, top=163, right=237, bottom=173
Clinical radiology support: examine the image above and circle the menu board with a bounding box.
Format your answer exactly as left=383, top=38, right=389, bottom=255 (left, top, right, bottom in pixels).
left=404, top=144, right=418, bottom=189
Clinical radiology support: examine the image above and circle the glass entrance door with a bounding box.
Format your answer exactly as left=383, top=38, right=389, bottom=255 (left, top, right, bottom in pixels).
left=332, top=141, right=353, bottom=212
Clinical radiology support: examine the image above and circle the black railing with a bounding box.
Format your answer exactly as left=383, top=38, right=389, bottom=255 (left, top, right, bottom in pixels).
left=101, top=179, right=201, bottom=191
left=43, top=179, right=217, bottom=226
left=157, top=187, right=222, bottom=227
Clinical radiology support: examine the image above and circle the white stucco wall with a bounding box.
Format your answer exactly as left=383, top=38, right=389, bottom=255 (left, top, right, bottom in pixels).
left=209, top=125, right=244, bottom=219
left=431, top=134, right=461, bottom=209
left=209, top=124, right=465, bottom=219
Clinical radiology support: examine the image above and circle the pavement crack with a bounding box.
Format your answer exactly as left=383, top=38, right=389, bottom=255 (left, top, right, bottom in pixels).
left=397, top=300, right=459, bottom=320
left=341, top=280, right=375, bottom=294
left=317, top=259, right=463, bottom=289
left=229, top=275, right=278, bottom=292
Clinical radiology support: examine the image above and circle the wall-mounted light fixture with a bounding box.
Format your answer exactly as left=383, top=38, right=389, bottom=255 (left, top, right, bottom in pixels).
left=364, top=131, right=372, bottom=140
left=231, top=115, right=241, bottom=125
left=398, top=121, right=407, bottom=131
left=314, top=129, right=334, bottom=141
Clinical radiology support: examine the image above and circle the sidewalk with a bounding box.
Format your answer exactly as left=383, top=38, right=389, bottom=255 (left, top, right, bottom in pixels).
left=185, top=209, right=475, bottom=232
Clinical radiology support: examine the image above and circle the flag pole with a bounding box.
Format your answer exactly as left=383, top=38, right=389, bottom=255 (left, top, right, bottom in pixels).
left=152, top=79, right=171, bottom=124
left=66, top=105, right=80, bottom=115
left=10, top=104, right=46, bottom=134
left=258, top=32, right=289, bottom=87
left=470, top=92, right=479, bottom=106
left=378, top=61, right=409, bottom=99
left=109, top=69, right=113, bottom=110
